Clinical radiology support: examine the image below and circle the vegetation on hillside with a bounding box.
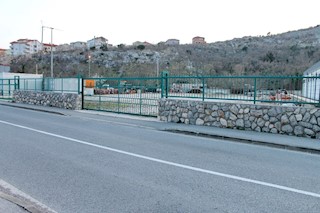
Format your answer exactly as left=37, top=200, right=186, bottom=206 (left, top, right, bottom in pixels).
left=8, top=25, right=320, bottom=77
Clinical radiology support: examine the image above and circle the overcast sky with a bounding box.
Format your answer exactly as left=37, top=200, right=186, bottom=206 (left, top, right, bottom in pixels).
left=1, top=0, right=319, bottom=48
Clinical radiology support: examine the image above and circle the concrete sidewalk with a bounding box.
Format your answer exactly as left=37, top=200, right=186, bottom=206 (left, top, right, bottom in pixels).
left=1, top=101, right=320, bottom=154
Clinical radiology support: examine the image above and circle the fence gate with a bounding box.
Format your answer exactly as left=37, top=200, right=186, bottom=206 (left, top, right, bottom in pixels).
left=82, top=77, right=162, bottom=117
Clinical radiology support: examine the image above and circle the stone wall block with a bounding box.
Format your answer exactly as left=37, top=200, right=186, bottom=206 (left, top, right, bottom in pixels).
left=282, top=125, right=293, bottom=133
left=310, top=116, right=317, bottom=125
left=294, top=126, right=304, bottom=136
left=158, top=99, right=320, bottom=139
left=281, top=115, right=289, bottom=124
left=303, top=112, right=311, bottom=122
left=230, top=105, right=239, bottom=115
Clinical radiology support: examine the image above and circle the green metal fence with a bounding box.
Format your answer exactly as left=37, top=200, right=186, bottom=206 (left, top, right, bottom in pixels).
left=0, top=77, right=82, bottom=100
left=164, top=75, right=320, bottom=106
left=42, top=77, right=82, bottom=94
left=2, top=74, right=319, bottom=114
left=82, top=77, right=161, bottom=116
left=0, top=78, right=19, bottom=100
left=82, top=75, right=320, bottom=117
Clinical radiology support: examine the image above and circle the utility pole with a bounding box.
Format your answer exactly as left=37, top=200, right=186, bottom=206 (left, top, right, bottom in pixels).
left=42, top=24, right=62, bottom=78
left=50, top=27, right=53, bottom=78
left=156, top=58, right=159, bottom=77
left=88, top=55, right=91, bottom=77
left=155, top=52, right=160, bottom=77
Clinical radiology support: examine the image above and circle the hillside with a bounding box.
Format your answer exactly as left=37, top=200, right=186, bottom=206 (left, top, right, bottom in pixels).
left=8, top=25, right=320, bottom=77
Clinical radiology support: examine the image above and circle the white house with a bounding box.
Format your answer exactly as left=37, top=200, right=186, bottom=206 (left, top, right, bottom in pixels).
left=165, top=39, right=180, bottom=45
left=87, top=37, right=108, bottom=49
left=10, top=39, right=42, bottom=56
left=70, top=41, right=86, bottom=50
left=303, top=61, right=320, bottom=100
left=56, top=43, right=71, bottom=51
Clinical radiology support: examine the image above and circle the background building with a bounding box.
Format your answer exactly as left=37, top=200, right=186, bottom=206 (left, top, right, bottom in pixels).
left=303, top=61, right=320, bottom=100
left=56, top=43, right=71, bottom=52
left=192, top=36, right=206, bottom=44
left=70, top=41, right=87, bottom=50
left=10, top=39, right=42, bottom=56
left=165, top=39, right=180, bottom=45
left=87, top=37, right=108, bottom=49
left=42, top=43, right=57, bottom=53
left=0, top=64, right=10, bottom=72
left=0, top=48, right=9, bottom=57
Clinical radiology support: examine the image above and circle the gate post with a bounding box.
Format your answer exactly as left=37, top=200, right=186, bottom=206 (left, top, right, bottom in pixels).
left=81, top=77, right=84, bottom=110
left=253, top=77, right=257, bottom=104
left=14, top=76, right=20, bottom=90
left=161, top=71, right=169, bottom=98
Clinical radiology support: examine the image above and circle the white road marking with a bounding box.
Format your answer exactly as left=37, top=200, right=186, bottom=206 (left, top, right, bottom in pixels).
left=1, top=119, right=320, bottom=199
left=74, top=115, right=157, bottom=130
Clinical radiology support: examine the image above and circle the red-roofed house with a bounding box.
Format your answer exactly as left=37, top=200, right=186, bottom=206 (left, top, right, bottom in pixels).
left=192, top=36, right=206, bottom=44
left=42, top=43, right=57, bottom=53
left=0, top=48, right=8, bottom=57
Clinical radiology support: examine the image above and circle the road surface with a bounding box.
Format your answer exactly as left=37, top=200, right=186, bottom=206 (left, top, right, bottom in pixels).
left=0, top=104, right=320, bottom=212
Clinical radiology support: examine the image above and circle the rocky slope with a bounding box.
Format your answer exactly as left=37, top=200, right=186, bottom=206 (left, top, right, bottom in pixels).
left=8, top=25, right=320, bottom=77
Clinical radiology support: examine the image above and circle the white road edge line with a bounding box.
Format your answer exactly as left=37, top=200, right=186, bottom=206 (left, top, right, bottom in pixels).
left=1, top=119, right=320, bottom=199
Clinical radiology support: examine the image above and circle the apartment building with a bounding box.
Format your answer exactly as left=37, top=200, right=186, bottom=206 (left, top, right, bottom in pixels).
left=10, top=39, right=42, bottom=56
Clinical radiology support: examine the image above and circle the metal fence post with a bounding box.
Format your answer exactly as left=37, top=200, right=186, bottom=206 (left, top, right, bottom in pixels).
left=81, top=78, right=84, bottom=110
left=161, top=73, right=164, bottom=98
left=139, top=80, right=142, bottom=115
left=78, top=75, right=81, bottom=94
left=8, top=79, right=11, bottom=96
left=202, top=77, right=205, bottom=101
left=118, top=79, right=120, bottom=113
left=161, top=71, right=169, bottom=98
left=14, top=76, right=20, bottom=90
left=253, top=77, right=257, bottom=104
left=61, top=78, right=63, bottom=93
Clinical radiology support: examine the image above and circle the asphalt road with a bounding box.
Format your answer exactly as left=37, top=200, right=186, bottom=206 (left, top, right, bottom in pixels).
left=0, top=105, right=320, bottom=213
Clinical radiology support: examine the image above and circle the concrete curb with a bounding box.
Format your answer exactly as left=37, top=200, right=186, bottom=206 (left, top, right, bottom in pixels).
left=165, top=129, right=320, bottom=154
left=0, top=180, right=56, bottom=213
left=0, top=102, right=66, bottom=116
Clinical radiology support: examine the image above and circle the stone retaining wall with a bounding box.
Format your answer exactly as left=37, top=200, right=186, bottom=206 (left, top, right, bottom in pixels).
left=158, top=99, right=320, bottom=139
left=13, top=91, right=82, bottom=110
